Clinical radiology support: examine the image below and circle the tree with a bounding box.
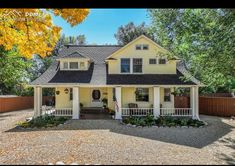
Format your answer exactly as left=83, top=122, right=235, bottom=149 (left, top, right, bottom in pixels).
left=114, top=22, right=153, bottom=45
left=148, top=9, right=235, bottom=93
left=0, top=47, right=32, bottom=95
left=76, top=35, right=86, bottom=45
left=0, top=9, right=89, bottom=59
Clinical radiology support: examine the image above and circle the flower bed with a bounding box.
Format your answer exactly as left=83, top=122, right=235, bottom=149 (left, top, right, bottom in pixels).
left=122, top=115, right=205, bottom=128
left=16, top=115, right=70, bottom=128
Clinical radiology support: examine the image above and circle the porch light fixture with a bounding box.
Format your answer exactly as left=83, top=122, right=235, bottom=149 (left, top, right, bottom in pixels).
left=64, top=88, right=69, bottom=94
left=56, top=90, right=60, bottom=95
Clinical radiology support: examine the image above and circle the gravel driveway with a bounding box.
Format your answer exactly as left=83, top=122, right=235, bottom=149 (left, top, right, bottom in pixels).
left=0, top=109, right=235, bottom=165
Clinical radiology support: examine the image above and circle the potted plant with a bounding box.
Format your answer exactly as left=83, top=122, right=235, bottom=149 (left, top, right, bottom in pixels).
left=101, top=98, right=108, bottom=108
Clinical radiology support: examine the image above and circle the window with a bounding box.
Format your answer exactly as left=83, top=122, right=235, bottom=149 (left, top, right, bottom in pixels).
left=63, top=62, right=68, bottom=69
left=159, top=58, right=167, bottom=64
left=149, top=59, right=157, bottom=64
left=80, top=62, right=85, bottom=68
left=135, top=45, right=142, bottom=50
left=121, top=58, right=130, bottom=73
left=69, top=62, right=79, bottom=69
left=164, top=88, right=171, bottom=102
left=133, top=58, right=142, bottom=73
left=135, top=88, right=149, bottom=102
left=143, top=44, right=149, bottom=50
left=69, top=88, right=73, bottom=100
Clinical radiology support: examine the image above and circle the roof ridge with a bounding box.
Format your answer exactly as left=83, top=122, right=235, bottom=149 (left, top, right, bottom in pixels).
left=63, top=45, right=122, bottom=47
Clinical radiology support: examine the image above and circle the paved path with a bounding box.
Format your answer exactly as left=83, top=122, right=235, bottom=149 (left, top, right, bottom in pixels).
left=0, top=109, right=235, bottom=165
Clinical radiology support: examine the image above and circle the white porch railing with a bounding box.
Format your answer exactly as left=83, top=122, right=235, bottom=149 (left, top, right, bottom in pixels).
left=42, top=106, right=72, bottom=116
left=122, top=108, right=154, bottom=116
left=160, top=108, right=192, bottom=116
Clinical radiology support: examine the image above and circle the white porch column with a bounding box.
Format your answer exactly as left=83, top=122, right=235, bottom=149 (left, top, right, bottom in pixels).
left=153, top=86, right=160, bottom=118
left=190, top=86, right=199, bottom=119
left=115, top=86, right=122, bottom=120
left=34, top=86, right=42, bottom=118
left=195, top=86, right=199, bottom=120
left=72, top=87, right=80, bottom=119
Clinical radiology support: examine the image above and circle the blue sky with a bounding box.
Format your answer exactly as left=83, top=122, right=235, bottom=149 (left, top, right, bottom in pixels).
left=52, top=9, right=150, bottom=45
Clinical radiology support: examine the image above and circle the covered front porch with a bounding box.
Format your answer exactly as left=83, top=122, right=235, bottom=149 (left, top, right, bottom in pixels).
left=33, top=86, right=199, bottom=120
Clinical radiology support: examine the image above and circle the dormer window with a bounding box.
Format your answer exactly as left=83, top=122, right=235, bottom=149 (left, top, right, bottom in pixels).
left=63, top=62, right=68, bottom=69
left=143, top=44, right=149, bottom=50
left=80, top=62, right=85, bottom=69
left=135, top=45, right=142, bottom=50
left=69, top=62, right=79, bottom=69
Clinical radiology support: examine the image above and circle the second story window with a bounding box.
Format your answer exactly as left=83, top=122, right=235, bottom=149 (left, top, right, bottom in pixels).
left=159, top=58, right=167, bottom=64
left=135, top=45, right=142, bottom=50
left=143, top=44, right=149, bottom=50
left=121, top=58, right=130, bottom=73
left=69, top=62, right=79, bottom=69
left=149, top=59, right=157, bottom=64
left=63, top=62, right=68, bottom=69
left=133, top=58, right=142, bottom=73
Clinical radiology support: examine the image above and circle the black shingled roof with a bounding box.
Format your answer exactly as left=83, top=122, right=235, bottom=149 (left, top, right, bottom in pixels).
left=30, top=45, right=201, bottom=86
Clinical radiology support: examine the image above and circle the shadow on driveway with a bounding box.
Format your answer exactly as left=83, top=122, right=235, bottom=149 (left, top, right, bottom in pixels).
left=5, top=115, right=235, bottom=149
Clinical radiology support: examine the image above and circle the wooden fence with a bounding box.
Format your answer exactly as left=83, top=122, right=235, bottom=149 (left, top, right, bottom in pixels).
left=199, top=97, right=235, bottom=117
left=0, top=96, right=54, bottom=113
left=175, top=96, right=235, bottom=117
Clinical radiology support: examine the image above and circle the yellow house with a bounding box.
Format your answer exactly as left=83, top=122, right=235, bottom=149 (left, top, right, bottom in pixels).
left=30, top=35, right=202, bottom=120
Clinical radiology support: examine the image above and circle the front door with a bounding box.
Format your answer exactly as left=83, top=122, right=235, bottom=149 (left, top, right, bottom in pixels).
left=91, top=89, right=103, bottom=107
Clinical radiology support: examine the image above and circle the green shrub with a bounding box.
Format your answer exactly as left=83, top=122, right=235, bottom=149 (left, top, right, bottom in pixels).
left=144, top=114, right=155, bottom=126
left=17, top=115, right=69, bottom=128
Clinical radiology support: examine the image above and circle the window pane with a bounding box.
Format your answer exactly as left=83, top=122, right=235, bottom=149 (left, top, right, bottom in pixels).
left=121, top=58, right=130, bottom=73
left=133, top=58, right=142, bottom=73
left=143, top=44, right=149, bottom=50
left=159, top=58, right=166, bottom=64
left=136, top=88, right=149, bottom=102
left=136, top=45, right=141, bottom=50
left=63, top=62, right=68, bottom=69
left=70, top=62, right=78, bottom=69
left=149, top=59, right=156, bottom=64
left=80, top=62, right=85, bottom=68
left=164, top=88, right=171, bottom=102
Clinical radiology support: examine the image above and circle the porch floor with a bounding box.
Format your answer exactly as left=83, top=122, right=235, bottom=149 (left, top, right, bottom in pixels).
left=80, top=108, right=112, bottom=119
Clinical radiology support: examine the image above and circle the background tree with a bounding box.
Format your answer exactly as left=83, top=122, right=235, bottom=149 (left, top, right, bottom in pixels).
left=0, top=47, right=32, bottom=95
left=0, top=9, right=89, bottom=59
left=148, top=9, right=235, bottom=93
left=114, top=22, right=153, bottom=45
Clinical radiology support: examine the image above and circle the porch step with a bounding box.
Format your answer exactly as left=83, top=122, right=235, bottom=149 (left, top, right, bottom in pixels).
left=81, top=107, right=110, bottom=114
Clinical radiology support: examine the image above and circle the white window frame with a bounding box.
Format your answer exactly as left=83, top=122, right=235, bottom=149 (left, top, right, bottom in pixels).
left=149, top=58, right=157, bottom=65
left=80, top=62, right=85, bottom=69
left=120, top=58, right=131, bottom=73
left=135, top=44, right=142, bottom=50
left=63, top=62, right=69, bottom=69
left=133, top=58, right=143, bottom=73
left=164, top=88, right=171, bottom=102
left=135, top=88, right=149, bottom=102
left=69, top=62, right=79, bottom=70
left=142, top=44, right=149, bottom=50
left=158, top=57, right=167, bottom=65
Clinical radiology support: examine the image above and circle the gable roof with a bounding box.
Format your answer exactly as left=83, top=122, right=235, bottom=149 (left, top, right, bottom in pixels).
left=58, top=51, right=88, bottom=59
left=105, top=35, right=175, bottom=60
left=57, top=45, right=122, bottom=63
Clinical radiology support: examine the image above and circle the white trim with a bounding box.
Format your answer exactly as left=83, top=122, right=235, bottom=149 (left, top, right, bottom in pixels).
left=29, top=84, right=203, bottom=88
left=120, top=58, right=131, bottom=74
